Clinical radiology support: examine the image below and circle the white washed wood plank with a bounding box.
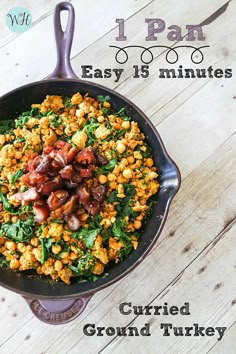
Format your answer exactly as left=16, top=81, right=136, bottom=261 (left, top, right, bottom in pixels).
left=157, top=60, right=236, bottom=180
left=0, top=0, right=153, bottom=96
left=0, top=0, right=66, bottom=48
left=102, top=221, right=236, bottom=354
left=71, top=0, right=233, bottom=102
left=209, top=322, right=236, bottom=354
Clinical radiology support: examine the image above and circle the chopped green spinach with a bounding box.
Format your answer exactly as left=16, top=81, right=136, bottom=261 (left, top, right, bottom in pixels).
left=83, top=118, right=100, bottom=146
left=72, top=228, right=101, bottom=249
left=0, top=216, right=35, bottom=243
left=63, top=97, right=73, bottom=108
left=97, top=95, right=110, bottom=103
left=40, top=238, right=52, bottom=264
left=0, top=256, right=10, bottom=268
left=10, top=169, right=24, bottom=184
left=97, top=158, right=117, bottom=175
left=69, top=252, right=96, bottom=277
left=49, top=115, right=62, bottom=128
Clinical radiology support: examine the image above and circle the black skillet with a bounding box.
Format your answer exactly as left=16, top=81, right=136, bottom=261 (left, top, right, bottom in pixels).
left=0, top=2, right=181, bottom=324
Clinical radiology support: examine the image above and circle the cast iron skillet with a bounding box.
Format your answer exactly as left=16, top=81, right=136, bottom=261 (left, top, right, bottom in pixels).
left=0, top=2, right=181, bottom=324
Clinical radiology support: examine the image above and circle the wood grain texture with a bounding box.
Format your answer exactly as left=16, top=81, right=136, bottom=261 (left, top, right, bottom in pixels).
left=0, top=0, right=235, bottom=353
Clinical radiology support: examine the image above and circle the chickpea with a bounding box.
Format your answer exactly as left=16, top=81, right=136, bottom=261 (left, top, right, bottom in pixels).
left=54, top=260, right=63, bottom=271
left=62, top=259, right=70, bottom=265
left=107, top=173, right=116, bottom=182
left=116, top=142, right=126, bottom=154
left=80, top=213, right=88, bottom=222
left=31, top=237, right=39, bottom=247
left=10, top=259, right=20, bottom=269
left=134, top=151, right=142, bottom=160
left=127, top=156, right=135, bottom=164
left=145, top=158, right=154, bottom=167
left=103, top=101, right=111, bottom=108
left=15, top=151, right=22, bottom=159
left=121, top=121, right=130, bottom=129
left=0, top=135, right=6, bottom=145
left=0, top=185, right=8, bottom=195
left=98, top=175, right=107, bottom=184
left=69, top=252, right=78, bottom=260
left=140, top=199, right=146, bottom=205
left=123, top=168, right=133, bottom=179
left=5, top=241, right=16, bottom=252
left=109, top=181, right=117, bottom=190
left=117, top=175, right=126, bottom=184
left=97, top=116, right=104, bottom=123
left=134, top=220, right=142, bottom=229
left=52, top=244, right=62, bottom=255
left=70, top=246, right=79, bottom=254
left=136, top=214, right=144, bottom=221
left=17, top=243, right=26, bottom=253
left=121, top=139, right=128, bottom=146
left=63, top=235, right=71, bottom=242
left=121, top=158, right=128, bottom=166
left=60, top=252, right=69, bottom=259
left=11, top=216, right=19, bottom=223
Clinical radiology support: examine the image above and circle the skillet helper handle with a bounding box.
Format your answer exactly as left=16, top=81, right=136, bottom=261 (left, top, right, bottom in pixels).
left=47, top=2, right=78, bottom=79
left=23, top=295, right=92, bottom=325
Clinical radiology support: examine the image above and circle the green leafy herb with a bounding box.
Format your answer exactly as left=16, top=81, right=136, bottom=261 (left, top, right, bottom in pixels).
left=115, top=129, right=126, bottom=138
left=0, top=191, right=19, bottom=214
left=102, top=108, right=110, bottom=117
left=106, top=184, right=137, bottom=219
left=15, top=112, right=31, bottom=128
left=97, top=158, right=117, bottom=175
left=116, top=107, right=126, bottom=116
left=50, top=218, right=64, bottom=224
left=97, top=95, right=110, bottom=103
left=40, top=238, right=52, bottom=264
left=0, top=120, right=14, bottom=134
left=72, top=228, right=101, bottom=249
left=21, top=186, right=28, bottom=192
left=112, top=218, right=130, bottom=242
left=49, top=115, right=62, bottom=128
left=45, top=110, right=55, bottom=117
left=30, top=107, right=42, bottom=117
left=69, top=253, right=96, bottom=277
left=83, top=118, right=100, bottom=146
left=16, top=137, right=26, bottom=143
left=10, top=169, right=24, bottom=184
left=63, top=97, right=73, bottom=108
left=0, top=216, right=35, bottom=243
left=112, top=218, right=133, bottom=260
left=37, top=224, right=47, bottom=237
left=106, top=190, right=119, bottom=203
left=0, top=256, right=10, bottom=268
left=0, top=191, right=31, bottom=215
left=135, top=144, right=152, bottom=158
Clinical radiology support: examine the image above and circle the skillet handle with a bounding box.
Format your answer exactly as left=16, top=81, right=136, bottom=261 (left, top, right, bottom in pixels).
left=23, top=295, right=92, bottom=325
left=47, top=2, right=78, bottom=79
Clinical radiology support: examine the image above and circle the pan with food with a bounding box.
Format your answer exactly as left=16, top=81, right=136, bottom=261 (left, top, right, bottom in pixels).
left=0, top=2, right=180, bottom=324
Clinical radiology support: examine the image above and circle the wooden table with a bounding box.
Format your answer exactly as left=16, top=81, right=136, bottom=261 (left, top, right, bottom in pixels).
left=0, top=0, right=235, bottom=353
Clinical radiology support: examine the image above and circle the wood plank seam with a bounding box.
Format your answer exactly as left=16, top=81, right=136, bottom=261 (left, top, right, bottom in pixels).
left=207, top=320, right=236, bottom=352
left=70, top=0, right=155, bottom=60
left=152, top=57, right=236, bottom=127
left=0, top=0, right=72, bottom=50
left=79, top=222, right=236, bottom=353
left=112, top=0, right=231, bottom=91
left=149, top=132, right=236, bottom=254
